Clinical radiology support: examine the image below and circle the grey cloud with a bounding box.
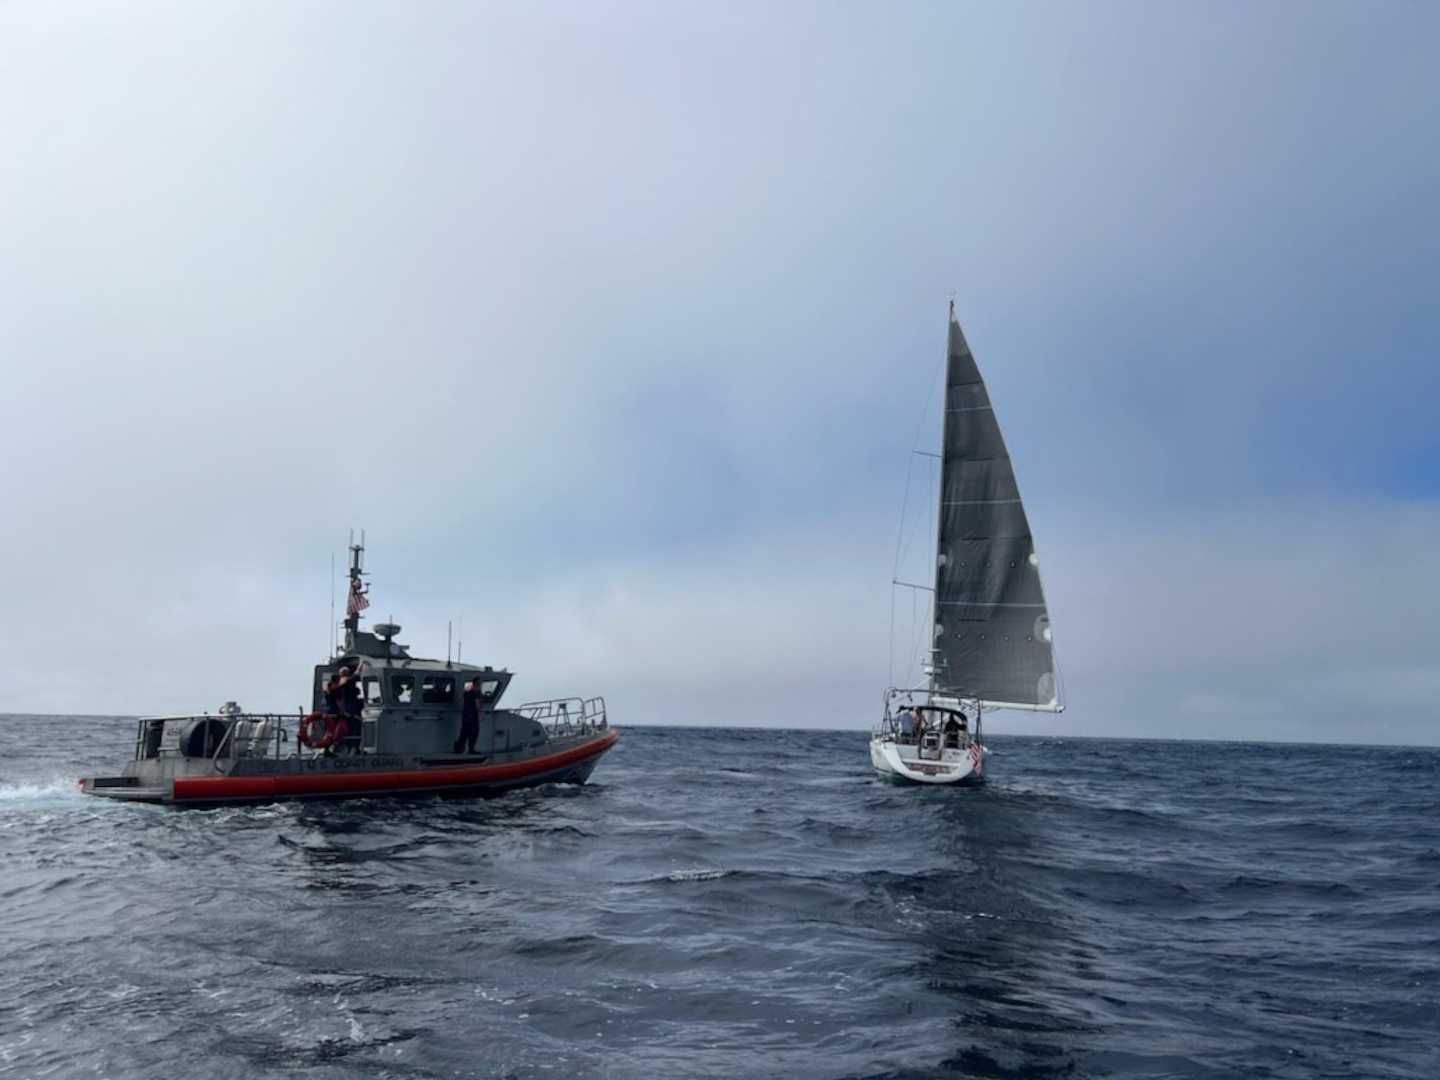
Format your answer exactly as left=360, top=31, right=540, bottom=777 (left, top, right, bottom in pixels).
left=2, top=3, right=1437, bottom=744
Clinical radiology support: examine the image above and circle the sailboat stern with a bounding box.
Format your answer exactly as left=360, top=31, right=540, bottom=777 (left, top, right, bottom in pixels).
left=869, top=733, right=984, bottom=786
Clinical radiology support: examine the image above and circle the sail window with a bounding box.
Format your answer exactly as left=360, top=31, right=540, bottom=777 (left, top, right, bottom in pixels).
left=391, top=675, right=415, bottom=704
left=422, top=676, right=455, bottom=705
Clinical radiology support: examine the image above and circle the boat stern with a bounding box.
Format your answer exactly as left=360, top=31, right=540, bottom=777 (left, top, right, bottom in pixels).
left=869, top=733, right=983, bottom=785
left=80, top=774, right=173, bottom=803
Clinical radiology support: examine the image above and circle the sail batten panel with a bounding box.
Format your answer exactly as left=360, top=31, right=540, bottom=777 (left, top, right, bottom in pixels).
left=937, top=600, right=1048, bottom=610
left=944, top=402, right=1006, bottom=461
left=938, top=538, right=1046, bottom=611
left=947, top=458, right=1023, bottom=504
left=942, top=499, right=1023, bottom=506
left=940, top=500, right=1032, bottom=542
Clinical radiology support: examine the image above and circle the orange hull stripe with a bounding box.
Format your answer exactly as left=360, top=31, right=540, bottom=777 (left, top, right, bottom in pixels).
left=172, top=728, right=619, bottom=802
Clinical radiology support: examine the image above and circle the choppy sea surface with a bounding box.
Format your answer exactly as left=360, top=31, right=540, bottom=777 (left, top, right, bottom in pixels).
left=2, top=717, right=1438, bottom=1079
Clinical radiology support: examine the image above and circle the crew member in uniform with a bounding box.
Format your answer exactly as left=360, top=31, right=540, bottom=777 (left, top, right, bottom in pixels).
left=455, top=678, right=483, bottom=754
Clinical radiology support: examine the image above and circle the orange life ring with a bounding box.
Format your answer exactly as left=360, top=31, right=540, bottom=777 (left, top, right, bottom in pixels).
left=298, top=711, right=328, bottom=749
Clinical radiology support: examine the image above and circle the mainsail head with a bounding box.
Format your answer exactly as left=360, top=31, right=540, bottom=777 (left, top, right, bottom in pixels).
left=930, top=307, right=1061, bottom=711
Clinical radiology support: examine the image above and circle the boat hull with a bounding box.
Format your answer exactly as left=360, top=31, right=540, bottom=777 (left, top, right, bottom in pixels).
left=869, top=734, right=983, bottom=786
left=82, top=728, right=619, bottom=808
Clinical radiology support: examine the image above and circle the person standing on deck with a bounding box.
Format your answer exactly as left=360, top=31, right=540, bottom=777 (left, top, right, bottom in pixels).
left=897, top=707, right=916, bottom=739
left=320, top=671, right=344, bottom=754
left=337, top=663, right=364, bottom=752
left=942, top=712, right=962, bottom=748
left=455, top=678, right=483, bottom=754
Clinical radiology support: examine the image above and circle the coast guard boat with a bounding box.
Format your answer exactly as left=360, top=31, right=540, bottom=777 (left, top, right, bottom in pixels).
left=81, top=542, right=618, bottom=807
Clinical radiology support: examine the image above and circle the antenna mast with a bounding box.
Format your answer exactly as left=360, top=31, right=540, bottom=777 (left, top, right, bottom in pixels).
left=343, top=530, right=367, bottom=649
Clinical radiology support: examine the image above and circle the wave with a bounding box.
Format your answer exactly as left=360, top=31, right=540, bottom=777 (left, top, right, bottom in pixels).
left=0, top=778, right=88, bottom=806
left=653, top=867, right=735, bottom=883
left=3, top=722, right=1437, bottom=1080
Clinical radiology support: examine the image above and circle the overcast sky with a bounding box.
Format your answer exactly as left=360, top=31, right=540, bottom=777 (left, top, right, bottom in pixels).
left=2, top=2, right=1436, bottom=745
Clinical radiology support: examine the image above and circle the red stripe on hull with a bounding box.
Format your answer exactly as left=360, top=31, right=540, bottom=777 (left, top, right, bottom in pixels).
left=171, top=728, right=619, bottom=804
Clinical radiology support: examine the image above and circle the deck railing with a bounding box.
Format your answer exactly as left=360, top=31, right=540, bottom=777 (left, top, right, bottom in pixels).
left=513, top=696, right=608, bottom=737
left=133, top=713, right=292, bottom=763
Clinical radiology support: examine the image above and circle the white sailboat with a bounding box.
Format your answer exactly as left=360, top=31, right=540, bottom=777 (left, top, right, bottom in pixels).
left=870, top=305, right=1063, bottom=784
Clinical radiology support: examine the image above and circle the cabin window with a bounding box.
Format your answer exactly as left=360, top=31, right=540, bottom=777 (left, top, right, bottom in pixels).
left=480, top=679, right=500, bottom=697
left=362, top=676, right=383, bottom=705
left=391, top=674, right=415, bottom=704
left=422, top=676, right=455, bottom=704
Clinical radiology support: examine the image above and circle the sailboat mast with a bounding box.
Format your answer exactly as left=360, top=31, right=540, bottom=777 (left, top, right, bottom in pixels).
left=924, top=301, right=956, bottom=694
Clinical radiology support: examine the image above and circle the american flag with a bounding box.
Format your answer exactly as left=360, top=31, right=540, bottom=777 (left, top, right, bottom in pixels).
left=346, top=577, right=370, bottom=617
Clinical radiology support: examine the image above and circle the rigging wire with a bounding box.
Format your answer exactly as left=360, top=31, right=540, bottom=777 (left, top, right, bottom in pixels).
left=887, top=325, right=948, bottom=690
left=890, top=349, right=946, bottom=581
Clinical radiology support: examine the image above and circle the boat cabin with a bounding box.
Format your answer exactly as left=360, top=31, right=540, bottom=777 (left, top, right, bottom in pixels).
left=309, top=622, right=553, bottom=757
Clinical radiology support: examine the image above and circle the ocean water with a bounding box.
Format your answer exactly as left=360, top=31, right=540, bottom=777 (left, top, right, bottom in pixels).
left=1, top=718, right=1437, bottom=1080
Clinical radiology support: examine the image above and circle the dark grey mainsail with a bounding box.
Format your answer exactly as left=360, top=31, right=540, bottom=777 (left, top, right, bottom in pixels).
left=930, top=305, right=1061, bottom=711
